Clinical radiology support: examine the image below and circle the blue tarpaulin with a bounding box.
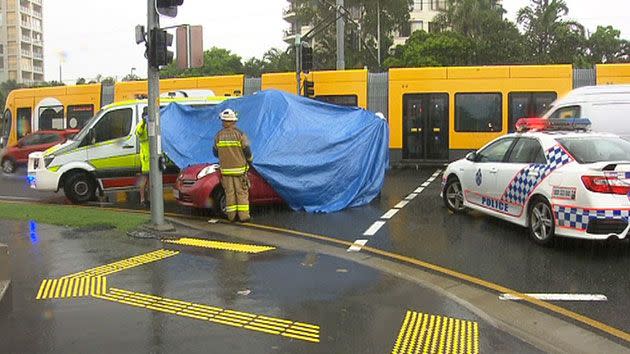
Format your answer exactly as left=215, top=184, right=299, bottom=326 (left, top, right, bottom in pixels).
left=161, top=90, right=389, bottom=213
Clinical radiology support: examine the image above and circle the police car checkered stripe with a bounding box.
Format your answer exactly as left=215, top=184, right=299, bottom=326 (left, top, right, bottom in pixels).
left=501, top=145, right=573, bottom=205
left=554, top=206, right=630, bottom=230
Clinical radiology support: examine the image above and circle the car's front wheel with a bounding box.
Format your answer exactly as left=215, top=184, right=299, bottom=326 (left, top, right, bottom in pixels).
left=528, top=197, right=556, bottom=246
left=212, top=187, right=227, bottom=217
left=64, top=173, right=96, bottom=204
left=2, top=158, right=16, bottom=174
left=443, top=177, right=466, bottom=213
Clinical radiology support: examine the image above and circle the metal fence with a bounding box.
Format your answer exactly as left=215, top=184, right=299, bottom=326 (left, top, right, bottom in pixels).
left=573, top=68, right=596, bottom=89
left=244, top=77, right=262, bottom=96
left=367, top=72, right=388, bottom=115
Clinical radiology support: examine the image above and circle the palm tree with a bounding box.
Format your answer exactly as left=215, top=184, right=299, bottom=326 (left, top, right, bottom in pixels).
left=434, top=0, right=504, bottom=38
left=517, top=0, right=584, bottom=63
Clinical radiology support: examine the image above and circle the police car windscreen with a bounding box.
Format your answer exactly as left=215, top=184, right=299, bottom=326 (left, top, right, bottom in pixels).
left=557, top=137, right=630, bottom=164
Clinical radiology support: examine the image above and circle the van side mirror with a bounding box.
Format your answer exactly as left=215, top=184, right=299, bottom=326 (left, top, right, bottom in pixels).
left=465, top=152, right=477, bottom=162
left=0, top=136, right=5, bottom=148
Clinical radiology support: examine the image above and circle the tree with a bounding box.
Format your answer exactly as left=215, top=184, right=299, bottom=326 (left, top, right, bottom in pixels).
left=385, top=30, right=474, bottom=68
left=0, top=80, right=20, bottom=112
left=243, top=58, right=263, bottom=78
left=517, top=0, right=586, bottom=64
left=434, top=0, right=505, bottom=38
left=261, top=48, right=294, bottom=73
left=587, top=25, right=630, bottom=64
left=433, top=0, right=525, bottom=65
left=122, top=73, right=141, bottom=82
left=76, top=78, right=86, bottom=85
left=160, top=47, right=244, bottom=78
left=293, top=0, right=413, bottom=70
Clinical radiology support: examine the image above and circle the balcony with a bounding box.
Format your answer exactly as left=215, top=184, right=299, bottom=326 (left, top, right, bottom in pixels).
left=21, top=35, right=31, bottom=42
left=21, top=21, right=31, bottom=28
left=33, top=52, right=43, bottom=59
left=21, top=49, right=32, bottom=57
left=282, top=7, right=297, bottom=20
left=20, top=6, right=30, bottom=14
left=32, top=0, right=41, bottom=4
left=32, top=11, right=42, bottom=18
left=33, top=66, right=43, bottom=73
left=32, top=39, right=43, bottom=46
left=283, top=29, right=297, bottom=43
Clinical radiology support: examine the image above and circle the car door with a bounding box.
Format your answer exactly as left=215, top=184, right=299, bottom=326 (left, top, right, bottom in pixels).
left=14, top=134, right=43, bottom=163
left=495, top=138, right=547, bottom=218
left=85, top=106, right=138, bottom=189
left=462, top=137, right=516, bottom=206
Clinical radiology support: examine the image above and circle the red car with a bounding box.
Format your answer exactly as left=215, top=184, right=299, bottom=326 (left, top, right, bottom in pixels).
left=174, top=163, right=283, bottom=214
left=1, top=130, right=78, bottom=174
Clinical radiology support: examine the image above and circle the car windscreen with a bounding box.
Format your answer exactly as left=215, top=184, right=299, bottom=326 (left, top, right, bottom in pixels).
left=557, top=136, right=630, bottom=164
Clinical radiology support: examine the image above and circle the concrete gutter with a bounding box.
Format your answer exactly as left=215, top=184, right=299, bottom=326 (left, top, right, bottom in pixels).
left=0, top=243, right=11, bottom=316
left=169, top=217, right=630, bottom=354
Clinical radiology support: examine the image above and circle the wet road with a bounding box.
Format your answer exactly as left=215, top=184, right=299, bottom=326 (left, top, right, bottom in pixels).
left=2, top=167, right=630, bottom=339
left=0, top=219, right=539, bottom=353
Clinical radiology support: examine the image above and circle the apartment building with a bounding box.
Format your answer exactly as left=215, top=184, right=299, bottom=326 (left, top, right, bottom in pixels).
left=0, top=0, right=44, bottom=84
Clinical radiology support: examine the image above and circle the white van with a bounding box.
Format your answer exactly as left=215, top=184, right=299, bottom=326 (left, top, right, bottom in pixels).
left=543, top=85, right=630, bottom=140
left=27, top=96, right=227, bottom=203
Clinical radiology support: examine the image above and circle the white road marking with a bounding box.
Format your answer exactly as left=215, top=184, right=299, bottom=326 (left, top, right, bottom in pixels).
left=499, top=293, right=608, bottom=301
left=363, top=221, right=386, bottom=236
left=394, top=200, right=409, bottom=209
left=405, top=193, right=418, bottom=201
left=347, top=239, right=368, bottom=252
left=349, top=169, right=442, bottom=253
left=0, top=195, right=39, bottom=201
left=381, top=209, right=399, bottom=220
left=208, top=219, right=219, bottom=224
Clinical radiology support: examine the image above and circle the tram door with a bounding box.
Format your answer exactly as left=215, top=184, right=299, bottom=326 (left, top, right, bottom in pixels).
left=403, top=94, right=449, bottom=160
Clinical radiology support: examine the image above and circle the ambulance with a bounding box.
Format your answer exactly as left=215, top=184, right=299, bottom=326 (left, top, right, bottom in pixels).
left=27, top=96, right=227, bottom=203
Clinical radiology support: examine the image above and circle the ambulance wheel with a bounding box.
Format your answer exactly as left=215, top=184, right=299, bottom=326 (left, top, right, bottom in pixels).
left=64, top=172, right=96, bottom=204
left=528, top=197, right=556, bottom=246
left=1, top=157, right=16, bottom=174
left=443, top=177, right=466, bottom=214
left=212, top=187, right=227, bottom=217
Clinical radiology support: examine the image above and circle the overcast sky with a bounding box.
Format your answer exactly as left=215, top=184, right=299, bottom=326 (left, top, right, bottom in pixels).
left=43, top=0, right=630, bottom=82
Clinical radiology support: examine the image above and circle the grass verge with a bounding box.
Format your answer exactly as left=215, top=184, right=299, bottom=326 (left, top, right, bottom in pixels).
left=0, top=202, right=149, bottom=232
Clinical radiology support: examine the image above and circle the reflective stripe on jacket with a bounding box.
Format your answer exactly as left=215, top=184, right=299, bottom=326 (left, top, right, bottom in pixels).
left=214, top=127, right=253, bottom=176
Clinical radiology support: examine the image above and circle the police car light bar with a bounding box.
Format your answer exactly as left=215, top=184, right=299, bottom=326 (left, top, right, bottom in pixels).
left=515, top=118, right=592, bottom=132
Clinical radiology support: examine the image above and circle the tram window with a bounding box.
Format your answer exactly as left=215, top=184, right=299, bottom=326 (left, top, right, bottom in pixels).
left=508, top=92, right=557, bottom=132
left=16, top=108, right=32, bottom=138
left=91, top=108, right=133, bottom=144
left=67, top=104, right=94, bottom=129
left=315, top=95, right=358, bottom=107
left=38, top=105, right=64, bottom=130
left=549, top=105, right=581, bottom=119
left=455, top=93, right=502, bottom=132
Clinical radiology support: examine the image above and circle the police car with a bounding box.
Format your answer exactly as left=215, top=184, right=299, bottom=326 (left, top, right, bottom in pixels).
left=441, top=118, right=630, bottom=245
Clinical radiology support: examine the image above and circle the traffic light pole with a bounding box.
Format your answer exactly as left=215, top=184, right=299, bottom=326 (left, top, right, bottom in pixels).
left=295, top=34, right=301, bottom=95
left=146, top=0, right=171, bottom=230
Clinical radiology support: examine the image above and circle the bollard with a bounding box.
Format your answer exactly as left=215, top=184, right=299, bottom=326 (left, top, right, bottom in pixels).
left=0, top=242, right=11, bottom=315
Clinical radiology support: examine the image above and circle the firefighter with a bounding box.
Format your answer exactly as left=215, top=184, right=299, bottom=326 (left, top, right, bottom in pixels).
left=135, top=112, right=150, bottom=207
left=213, top=109, right=253, bottom=222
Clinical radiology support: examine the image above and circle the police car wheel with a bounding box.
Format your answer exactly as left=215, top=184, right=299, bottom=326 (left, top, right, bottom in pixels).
left=2, top=158, right=16, bottom=174
left=64, top=173, right=95, bottom=204
left=528, top=197, right=555, bottom=246
left=443, top=177, right=466, bottom=213
left=212, top=187, right=227, bottom=217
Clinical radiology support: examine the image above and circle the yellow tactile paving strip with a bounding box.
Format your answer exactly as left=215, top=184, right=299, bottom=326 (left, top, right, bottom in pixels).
left=163, top=237, right=276, bottom=254
left=36, top=276, right=107, bottom=299
left=94, top=288, right=320, bottom=343
left=391, top=310, right=479, bottom=354
left=61, top=249, right=180, bottom=279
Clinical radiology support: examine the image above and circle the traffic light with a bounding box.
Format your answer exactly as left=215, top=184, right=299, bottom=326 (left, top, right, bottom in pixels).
left=156, top=0, right=183, bottom=17
left=303, top=80, right=315, bottom=98
left=301, top=43, right=313, bottom=73
left=149, top=29, right=174, bottom=68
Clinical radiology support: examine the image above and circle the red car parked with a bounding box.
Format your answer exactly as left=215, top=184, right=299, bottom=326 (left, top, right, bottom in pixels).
left=1, top=130, right=78, bottom=174
left=174, top=163, right=283, bottom=214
